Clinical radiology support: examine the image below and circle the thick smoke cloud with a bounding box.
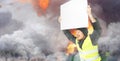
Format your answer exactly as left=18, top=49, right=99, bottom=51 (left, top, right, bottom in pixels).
left=0, top=12, right=11, bottom=28
left=0, top=0, right=69, bottom=61
left=0, top=11, right=23, bottom=36
left=98, top=22, right=120, bottom=61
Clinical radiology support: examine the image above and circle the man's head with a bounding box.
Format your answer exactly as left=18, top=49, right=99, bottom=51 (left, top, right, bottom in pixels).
left=70, top=28, right=88, bottom=40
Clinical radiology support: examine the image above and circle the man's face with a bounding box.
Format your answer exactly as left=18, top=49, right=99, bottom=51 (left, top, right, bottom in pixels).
left=73, top=30, right=85, bottom=41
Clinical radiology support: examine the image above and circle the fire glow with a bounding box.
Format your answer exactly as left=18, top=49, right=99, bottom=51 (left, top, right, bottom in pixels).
left=18, top=0, right=50, bottom=16
left=38, top=0, right=49, bottom=11
left=66, top=41, right=77, bottom=56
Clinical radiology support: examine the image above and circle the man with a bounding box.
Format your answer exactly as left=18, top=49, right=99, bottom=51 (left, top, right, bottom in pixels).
left=62, top=5, right=102, bottom=61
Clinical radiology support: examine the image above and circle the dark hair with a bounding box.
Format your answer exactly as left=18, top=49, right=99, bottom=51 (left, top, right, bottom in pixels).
left=77, top=28, right=88, bottom=37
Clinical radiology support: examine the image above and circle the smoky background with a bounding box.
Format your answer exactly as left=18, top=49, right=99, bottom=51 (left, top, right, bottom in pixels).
left=0, top=0, right=120, bottom=61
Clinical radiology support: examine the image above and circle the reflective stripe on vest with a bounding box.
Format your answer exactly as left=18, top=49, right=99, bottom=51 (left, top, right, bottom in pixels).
left=75, top=36, right=101, bottom=61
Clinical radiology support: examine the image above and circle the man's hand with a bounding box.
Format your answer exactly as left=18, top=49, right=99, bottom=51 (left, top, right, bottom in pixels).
left=87, top=5, right=96, bottom=23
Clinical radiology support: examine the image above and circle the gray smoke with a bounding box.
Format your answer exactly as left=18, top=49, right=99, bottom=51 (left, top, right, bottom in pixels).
left=0, top=10, right=23, bottom=36
left=0, top=0, right=69, bottom=61
left=98, top=22, right=120, bottom=61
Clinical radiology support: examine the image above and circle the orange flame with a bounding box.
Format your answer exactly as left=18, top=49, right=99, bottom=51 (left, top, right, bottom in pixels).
left=66, top=41, right=77, bottom=55
left=17, top=0, right=50, bottom=16
left=31, top=0, right=50, bottom=16
left=69, top=29, right=77, bottom=37
left=39, top=0, right=49, bottom=11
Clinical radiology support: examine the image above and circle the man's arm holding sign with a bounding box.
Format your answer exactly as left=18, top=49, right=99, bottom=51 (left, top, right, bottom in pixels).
left=87, top=5, right=102, bottom=45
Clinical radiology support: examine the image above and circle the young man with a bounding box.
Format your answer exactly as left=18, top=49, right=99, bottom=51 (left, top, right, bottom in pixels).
left=62, top=6, right=102, bottom=61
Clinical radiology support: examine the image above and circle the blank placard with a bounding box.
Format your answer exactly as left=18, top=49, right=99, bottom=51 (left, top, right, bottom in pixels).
left=60, top=0, right=88, bottom=30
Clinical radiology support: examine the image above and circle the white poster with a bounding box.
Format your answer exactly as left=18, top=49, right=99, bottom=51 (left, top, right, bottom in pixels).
left=60, top=0, right=88, bottom=30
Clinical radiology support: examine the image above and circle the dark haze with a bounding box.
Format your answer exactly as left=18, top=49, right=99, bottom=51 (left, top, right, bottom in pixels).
left=89, top=0, right=120, bottom=24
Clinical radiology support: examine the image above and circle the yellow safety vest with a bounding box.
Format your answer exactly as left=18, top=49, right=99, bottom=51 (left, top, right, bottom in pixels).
left=75, top=36, right=101, bottom=61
